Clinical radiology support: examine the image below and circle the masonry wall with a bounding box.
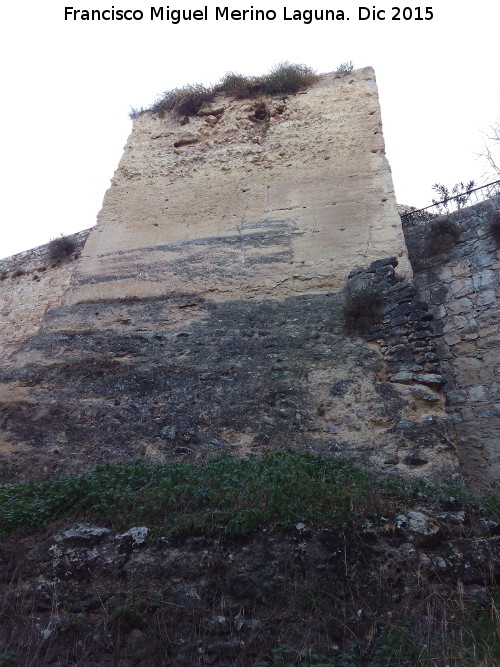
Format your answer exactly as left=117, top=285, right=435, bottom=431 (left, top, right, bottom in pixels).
left=0, top=230, right=91, bottom=361
left=404, top=196, right=500, bottom=480
left=68, top=67, right=411, bottom=305
left=0, top=69, right=463, bottom=482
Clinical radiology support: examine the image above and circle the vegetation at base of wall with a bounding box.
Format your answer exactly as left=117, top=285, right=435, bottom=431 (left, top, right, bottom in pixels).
left=258, top=591, right=500, bottom=666
left=343, top=287, right=384, bottom=333
left=47, top=234, right=77, bottom=263
left=130, top=63, right=320, bottom=120
left=489, top=210, right=500, bottom=245
left=426, top=217, right=461, bottom=255
left=0, top=653, right=21, bottom=667
left=1, top=452, right=498, bottom=539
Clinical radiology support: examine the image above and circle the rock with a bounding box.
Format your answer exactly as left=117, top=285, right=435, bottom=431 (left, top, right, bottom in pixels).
left=413, top=373, right=445, bottom=386
left=390, top=371, right=413, bottom=384
left=52, top=524, right=110, bottom=546
left=396, top=511, right=440, bottom=545
left=404, top=451, right=429, bottom=466
left=117, top=527, right=148, bottom=546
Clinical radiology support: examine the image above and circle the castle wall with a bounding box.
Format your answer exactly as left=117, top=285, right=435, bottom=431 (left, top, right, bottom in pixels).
left=404, top=196, right=500, bottom=480
left=0, top=230, right=91, bottom=361
left=68, top=67, right=411, bottom=305
left=0, top=69, right=460, bottom=482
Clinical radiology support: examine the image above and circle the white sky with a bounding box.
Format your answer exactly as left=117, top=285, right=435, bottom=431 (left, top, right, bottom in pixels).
left=1, top=1, right=498, bottom=259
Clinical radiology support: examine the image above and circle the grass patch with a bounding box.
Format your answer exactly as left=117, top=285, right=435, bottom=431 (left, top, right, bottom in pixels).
left=259, top=590, right=500, bottom=666
left=426, top=217, right=461, bottom=255
left=1, top=452, right=498, bottom=540
left=343, top=287, right=384, bottom=334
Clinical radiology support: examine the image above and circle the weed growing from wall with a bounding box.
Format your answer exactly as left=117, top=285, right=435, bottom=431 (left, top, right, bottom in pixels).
left=335, top=61, right=354, bottom=75
left=343, top=287, right=384, bottom=333
left=425, top=217, right=461, bottom=255
left=262, top=62, right=318, bottom=95
left=216, top=72, right=252, bottom=99
left=489, top=210, right=500, bottom=245
left=47, top=234, right=77, bottom=263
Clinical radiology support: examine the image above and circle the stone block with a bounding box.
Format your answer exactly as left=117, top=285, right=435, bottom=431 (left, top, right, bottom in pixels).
left=413, top=373, right=444, bottom=386
left=443, top=332, right=461, bottom=346
left=468, top=385, right=487, bottom=402
left=446, top=297, right=473, bottom=315
left=432, top=304, right=447, bottom=318
left=430, top=284, right=448, bottom=304
left=472, top=269, right=496, bottom=291
left=476, top=290, right=496, bottom=306
left=391, top=371, right=413, bottom=384
left=452, top=341, right=476, bottom=356
left=437, top=265, right=453, bottom=280
left=452, top=258, right=470, bottom=277
left=449, top=277, right=474, bottom=298
left=456, top=371, right=480, bottom=386
left=470, top=250, right=495, bottom=269
left=443, top=315, right=469, bottom=333
left=446, top=389, right=467, bottom=405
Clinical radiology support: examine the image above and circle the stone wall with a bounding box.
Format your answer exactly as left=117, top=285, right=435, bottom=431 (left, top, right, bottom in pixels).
left=0, top=69, right=463, bottom=482
left=0, top=277, right=457, bottom=482
left=68, top=67, right=411, bottom=306
left=0, top=230, right=91, bottom=361
left=404, top=196, right=500, bottom=480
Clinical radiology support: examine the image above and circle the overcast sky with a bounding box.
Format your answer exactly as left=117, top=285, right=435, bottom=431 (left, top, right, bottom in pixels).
left=1, top=1, right=498, bottom=259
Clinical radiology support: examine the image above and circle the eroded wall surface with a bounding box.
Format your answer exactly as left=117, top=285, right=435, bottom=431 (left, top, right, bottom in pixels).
left=0, top=230, right=91, bottom=361
left=69, top=67, right=411, bottom=304
left=0, top=69, right=458, bottom=482
left=404, top=196, right=500, bottom=480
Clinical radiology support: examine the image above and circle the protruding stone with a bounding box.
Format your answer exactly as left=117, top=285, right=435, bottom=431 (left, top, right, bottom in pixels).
left=414, top=374, right=445, bottom=386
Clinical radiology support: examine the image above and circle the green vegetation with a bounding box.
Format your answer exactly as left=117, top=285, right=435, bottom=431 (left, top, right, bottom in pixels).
left=1, top=452, right=498, bottom=539
left=431, top=180, right=475, bottom=213
left=0, top=653, right=21, bottom=667
left=343, top=287, right=385, bottom=334
left=131, top=62, right=320, bottom=120
left=259, top=594, right=500, bottom=666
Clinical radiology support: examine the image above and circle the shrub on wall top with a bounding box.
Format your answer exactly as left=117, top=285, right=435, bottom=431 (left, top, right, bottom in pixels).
left=47, top=234, right=77, bottom=263
left=262, top=62, right=319, bottom=95
left=136, top=62, right=321, bottom=120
